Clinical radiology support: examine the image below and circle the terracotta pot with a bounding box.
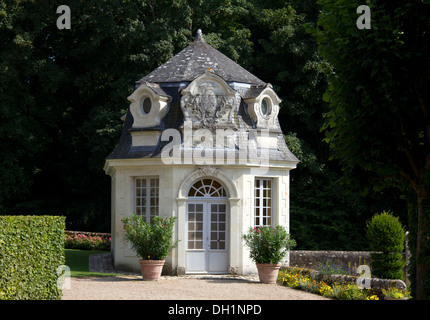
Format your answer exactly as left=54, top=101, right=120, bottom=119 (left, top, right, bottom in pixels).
left=256, top=263, right=281, bottom=284
left=139, top=259, right=165, bottom=281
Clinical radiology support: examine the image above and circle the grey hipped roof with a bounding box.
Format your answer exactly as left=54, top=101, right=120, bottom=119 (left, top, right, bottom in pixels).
left=138, top=30, right=265, bottom=86
left=107, top=30, right=299, bottom=165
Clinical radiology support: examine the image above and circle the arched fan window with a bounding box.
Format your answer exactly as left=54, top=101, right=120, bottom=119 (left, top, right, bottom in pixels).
left=188, top=179, right=227, bottom=198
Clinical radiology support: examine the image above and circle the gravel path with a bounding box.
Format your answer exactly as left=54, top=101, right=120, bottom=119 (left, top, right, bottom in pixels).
left=61, top=274, right=330, bottom=300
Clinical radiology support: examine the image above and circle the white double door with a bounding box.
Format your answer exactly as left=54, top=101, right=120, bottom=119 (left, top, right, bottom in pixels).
left=186, top=200, right=229, bottom=273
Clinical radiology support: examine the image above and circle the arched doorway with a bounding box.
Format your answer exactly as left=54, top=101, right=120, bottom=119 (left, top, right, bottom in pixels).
left=186, top=178, right=229, bottom=273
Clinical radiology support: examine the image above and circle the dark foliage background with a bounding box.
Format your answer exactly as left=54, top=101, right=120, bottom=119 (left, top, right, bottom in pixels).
left=0, top=0, right=407, bottom=252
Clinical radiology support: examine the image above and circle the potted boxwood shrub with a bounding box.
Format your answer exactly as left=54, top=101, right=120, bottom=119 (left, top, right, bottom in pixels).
left=122, top=214, right=179, bottom=281
left=242, top=225, right=296, bottom=283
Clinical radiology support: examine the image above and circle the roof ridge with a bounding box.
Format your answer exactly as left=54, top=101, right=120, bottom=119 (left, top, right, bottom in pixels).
left=138, top=30, right=265, bottom=85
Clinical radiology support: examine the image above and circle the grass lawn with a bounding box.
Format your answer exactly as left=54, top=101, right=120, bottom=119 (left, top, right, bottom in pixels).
left=65, top=249, right=120, bottom=277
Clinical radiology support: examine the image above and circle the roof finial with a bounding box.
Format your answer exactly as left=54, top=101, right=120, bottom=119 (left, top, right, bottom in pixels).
left=195, top=29, right=204, bottom=42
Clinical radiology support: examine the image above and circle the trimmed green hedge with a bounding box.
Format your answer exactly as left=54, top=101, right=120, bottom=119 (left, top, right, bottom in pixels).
left=0, top=216, right=66, bottom=300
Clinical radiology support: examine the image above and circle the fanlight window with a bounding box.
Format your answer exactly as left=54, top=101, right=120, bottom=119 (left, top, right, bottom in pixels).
left=188, top=179, right=227, bottom=198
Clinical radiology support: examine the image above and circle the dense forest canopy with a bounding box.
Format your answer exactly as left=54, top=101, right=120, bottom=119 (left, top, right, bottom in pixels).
left=0, top=0, right=407, bottom=252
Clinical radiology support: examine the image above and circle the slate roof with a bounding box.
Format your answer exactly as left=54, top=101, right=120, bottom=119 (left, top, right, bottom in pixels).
left=107, top=108, right=299, bottom=163
left=107, top=30, right=299, bottom=165
left=137, top=30, right=265, bottom=86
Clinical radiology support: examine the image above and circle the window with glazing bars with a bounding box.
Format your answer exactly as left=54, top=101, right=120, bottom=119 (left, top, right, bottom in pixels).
left=135, top=177, right=159, bottom=222
left=254, top=178, right=272, bottom=227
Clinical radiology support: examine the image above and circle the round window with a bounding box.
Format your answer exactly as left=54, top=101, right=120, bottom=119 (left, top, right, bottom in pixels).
left=142, top=97, right=152, bottom=115
left=261, top=98, right=270, bottom=116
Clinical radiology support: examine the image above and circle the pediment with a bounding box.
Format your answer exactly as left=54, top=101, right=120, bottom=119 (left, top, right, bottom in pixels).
left=180, top=71, right=239, bottom=128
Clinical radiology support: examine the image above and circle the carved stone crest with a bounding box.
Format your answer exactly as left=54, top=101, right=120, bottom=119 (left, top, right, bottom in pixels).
left=180, top=71, right=238, bottom=127
left=196, top=166, right=220, bottom=177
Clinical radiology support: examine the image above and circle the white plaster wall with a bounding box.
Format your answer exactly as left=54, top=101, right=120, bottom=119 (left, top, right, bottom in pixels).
left=106, top=160, right=293, bottom=275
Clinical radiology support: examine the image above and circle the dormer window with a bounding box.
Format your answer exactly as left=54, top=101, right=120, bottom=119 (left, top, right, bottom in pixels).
left=244, top=85, right=281, bottom=129
left=127, top=81, right=171, bottom=129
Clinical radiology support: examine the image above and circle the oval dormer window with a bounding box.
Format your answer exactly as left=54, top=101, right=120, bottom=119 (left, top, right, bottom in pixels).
left=142, top=97, right=152, bottom=115
left=261, top=98, right=270, bottom=117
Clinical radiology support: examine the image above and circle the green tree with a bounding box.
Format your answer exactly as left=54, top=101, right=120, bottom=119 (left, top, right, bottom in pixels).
left=0, top=0, right=150, bottom=228
left=0, top=0, right=257, bottom=228
left=314, top=0, right=430, bottom=299
left=366, top=211, right=406, bottom=280
left=0, top=0, right=326, bottom=229
left=0, top=0, right=57, bottom=210
left=251, top=0, right=406, bottom=250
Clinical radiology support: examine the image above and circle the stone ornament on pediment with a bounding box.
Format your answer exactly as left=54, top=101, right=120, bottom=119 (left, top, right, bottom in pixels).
left=196, top=166, right=220, bottom=177
left=180, top=71, right=239, bottom=127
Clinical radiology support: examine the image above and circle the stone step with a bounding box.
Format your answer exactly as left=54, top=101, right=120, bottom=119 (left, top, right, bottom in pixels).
left=89, top=253, right=115, bottom=273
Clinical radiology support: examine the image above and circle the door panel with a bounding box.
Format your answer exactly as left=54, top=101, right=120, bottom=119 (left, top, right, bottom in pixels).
left=186, top=251, right=206, bottom=272
left=208, top=203, right=228, bottom=272
left=186, top=201, right=228, bottom=273
left=209, top=204, right=227, bottom=251
left=187, top=203, right=204, bottom=250
left=186, top=203, right=205, bottom=273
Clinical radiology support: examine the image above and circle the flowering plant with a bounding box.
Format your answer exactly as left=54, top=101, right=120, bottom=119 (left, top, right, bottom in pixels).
left=278, top=269, right=310, bottom=288
left=65, top=232, right=111, bottom=251
left=242, top=225, right=296, bottom=264
left=122, top=214, right=179, bottom=260
left=382, top=287, right=410, bottom=299
left=278, top=268, right=375, bottom=300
